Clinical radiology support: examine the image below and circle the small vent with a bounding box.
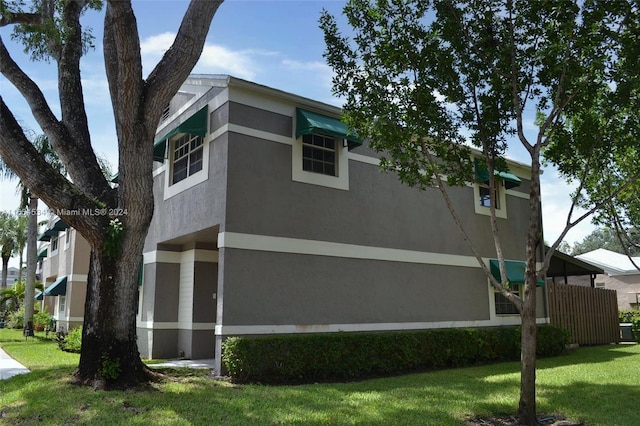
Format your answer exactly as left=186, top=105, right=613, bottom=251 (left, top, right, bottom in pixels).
left=161, top=104, right=170, bottom=122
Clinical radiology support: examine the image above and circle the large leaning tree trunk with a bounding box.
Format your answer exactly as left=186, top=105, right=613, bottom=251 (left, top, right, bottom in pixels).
left=0, top=0, right=223, bottom=388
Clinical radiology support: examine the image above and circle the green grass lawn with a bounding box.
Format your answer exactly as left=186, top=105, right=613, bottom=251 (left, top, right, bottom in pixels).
left=1, top=328, right=639, bottom=425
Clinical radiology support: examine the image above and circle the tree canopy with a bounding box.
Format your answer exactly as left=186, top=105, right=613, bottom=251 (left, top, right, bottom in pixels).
left=321, top=0, right=639, bottom=424
left=569, top=227, right=640, bottom=256
left=0, top=0, right=224, bottom=388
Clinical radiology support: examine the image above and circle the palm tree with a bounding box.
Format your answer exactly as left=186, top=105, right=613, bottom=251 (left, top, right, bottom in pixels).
left=14, top=215, right=28, bottom=284
left=0, top=280, right=45, bottom=312
left=0, top=134, right=65, bottom=333
left=0, top=212, right=18, bottom=290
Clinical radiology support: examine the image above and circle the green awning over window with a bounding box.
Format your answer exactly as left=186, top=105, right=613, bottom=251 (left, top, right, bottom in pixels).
left=296, top=108, right=362, bottom=150
left=490, top=259, right=545, bottom=287
left=52, top=219, right=68, bottom=232
left=35, top=291, right=43, bottom=301
left=37, top=248, right=48, bottom=259
left=475, top=160, right=521, bottom=189
left=44, top=276, right=67, bottom=296
left=38, top=228, right=59, bottom=242
left=153, top=106, right=208, bottom=161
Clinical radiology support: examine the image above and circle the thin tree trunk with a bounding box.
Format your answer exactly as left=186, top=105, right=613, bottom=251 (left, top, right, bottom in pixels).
left=518, top=289, right=538, bottom=425
left=17, top=253, right=23, bottom=283
left=1, top=256, right=9, bottom=289
left=518, top=154, right=543, bottom=426
left=23, top=196, right=38, bottom=333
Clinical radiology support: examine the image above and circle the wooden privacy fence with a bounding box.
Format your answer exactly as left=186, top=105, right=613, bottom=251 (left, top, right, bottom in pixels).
left=547, top=281, right=620, bottom=345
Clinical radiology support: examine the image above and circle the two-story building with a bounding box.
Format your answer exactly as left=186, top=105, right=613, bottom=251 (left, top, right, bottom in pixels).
left=38, top=217, right=89, bottom=332
left=136, top=75, right=547, bottom=373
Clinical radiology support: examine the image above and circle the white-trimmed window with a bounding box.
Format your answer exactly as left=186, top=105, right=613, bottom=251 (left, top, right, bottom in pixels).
left=474, top=181, right=507, bottom=219
left=171, top=133, right=203, bottom=185
left=59, top=295, right=66, bottom=314
left=51, top=237, right=59, bottom=253
left=302, top=134, right=337, bottom=176
left=495, top=286, right=520, bottom=315
left=64, top=229, right=71, bottom=249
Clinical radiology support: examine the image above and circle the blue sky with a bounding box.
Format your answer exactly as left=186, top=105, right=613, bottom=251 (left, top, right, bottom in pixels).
left=0, top=0, right=595, bottom=267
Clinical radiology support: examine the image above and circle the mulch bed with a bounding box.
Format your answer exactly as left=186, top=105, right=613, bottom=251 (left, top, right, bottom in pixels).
left=464, top=413, right=586, bottom=425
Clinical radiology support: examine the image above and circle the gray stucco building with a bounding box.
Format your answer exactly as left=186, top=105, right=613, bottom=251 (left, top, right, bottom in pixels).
left=136, top=75, right=547, bottom=372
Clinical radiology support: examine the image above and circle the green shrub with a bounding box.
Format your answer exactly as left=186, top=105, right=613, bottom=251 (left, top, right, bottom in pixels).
left=222, top=325, right=570, bottom=384
left=632, top=318, right=640, bottom=343
left=58, top=327, right=82, bottom=353
left=6, top=306, right=24, bottom=329
left=33, top=310, right=51, bottom=330
left=619, top=309, right=640, bottom=324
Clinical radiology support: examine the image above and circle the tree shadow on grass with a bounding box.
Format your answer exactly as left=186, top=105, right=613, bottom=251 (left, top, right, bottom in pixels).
left=2, top=345, right=639, bottom=425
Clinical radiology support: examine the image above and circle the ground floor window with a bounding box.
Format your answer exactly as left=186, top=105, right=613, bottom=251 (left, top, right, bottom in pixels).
left=495, top=287, right=520, bottom=315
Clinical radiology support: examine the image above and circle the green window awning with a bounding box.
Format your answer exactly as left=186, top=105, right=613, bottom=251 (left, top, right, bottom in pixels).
left=37, top=248, right=48, bottom=259
left=296, top=108, right=362, bottom=150
left=35, top=291, right=43, bottom=301
left=153, top=106, right=208, bottom=161
left=475, top=160, right=521, bottom=189
left=52, top=219, right=68, bottom=232
left=44, top=276, right=67, bottom=296
left=38, top=228, right=59, bottom=242
left=490, top=259, right=545, bottom=287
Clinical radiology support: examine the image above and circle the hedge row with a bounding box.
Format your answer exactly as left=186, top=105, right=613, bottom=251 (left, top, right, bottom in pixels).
left=222, top=326, right=570, bottom=384
left=619, top=309, right=640, bottom=324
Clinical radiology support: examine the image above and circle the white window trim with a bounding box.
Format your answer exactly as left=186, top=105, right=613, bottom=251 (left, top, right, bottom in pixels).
left=163, top=134, right=210, bottom=200
left=292, top=135, right=349, bottom=191
left=59, top=295, right=66, bottom=314
left=474, top=182, right=507, bottom=219
left=493, top=284, right=521, bottom=316
left=50, top=237, right=59, bottom=255
left=64, top=230, right=71, bottom=250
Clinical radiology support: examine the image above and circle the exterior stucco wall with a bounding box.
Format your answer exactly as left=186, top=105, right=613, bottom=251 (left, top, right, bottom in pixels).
left=223, top=131, right=529, bottom=260
left=220, top=249, right=491, bottom=326
left=596, top=273, right=640, bottom=309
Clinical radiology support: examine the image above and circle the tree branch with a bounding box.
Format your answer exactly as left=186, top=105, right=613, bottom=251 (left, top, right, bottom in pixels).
left=0, top=35, right=115, bottom=206
left=145, top=0, right=223, bottom=120
left=0, top=97, right=108, bottom=245
left=0, top=13, right=41, bottom=27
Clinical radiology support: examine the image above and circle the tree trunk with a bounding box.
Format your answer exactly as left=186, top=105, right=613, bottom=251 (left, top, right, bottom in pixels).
left=17, top=253, right=23, bottom=284
left=518, top=287, right=538, bottom=425
left=518, top=154, right=543, bottom=426
left=23, top=196, right=38, bottom=333
left=75, top=243, right=154, bottom=389
left=1, top=256, right=9, bottom=289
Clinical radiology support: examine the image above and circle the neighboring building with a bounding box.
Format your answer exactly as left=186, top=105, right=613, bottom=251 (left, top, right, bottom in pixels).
left=137, top=75, right=548, bottom=373
left=546, top=246, right=604, bottom=287
left=37, top=217, right=89, bottom=332
left=0, top=266, right=20, bottom=287
left=576, top=248, right=640, bottom=310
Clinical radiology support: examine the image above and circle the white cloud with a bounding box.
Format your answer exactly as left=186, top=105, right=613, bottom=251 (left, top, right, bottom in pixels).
left=140, top=32, right=260, bottom=80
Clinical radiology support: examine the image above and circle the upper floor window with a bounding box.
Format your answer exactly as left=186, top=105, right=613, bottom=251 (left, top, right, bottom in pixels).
left=51, top=237, right=59, bottom=253
left=302, top=134, right=337, bottom=176
left=478, top=184, right=499, bottom=209
left=171, top=133, right=203, bottom=185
